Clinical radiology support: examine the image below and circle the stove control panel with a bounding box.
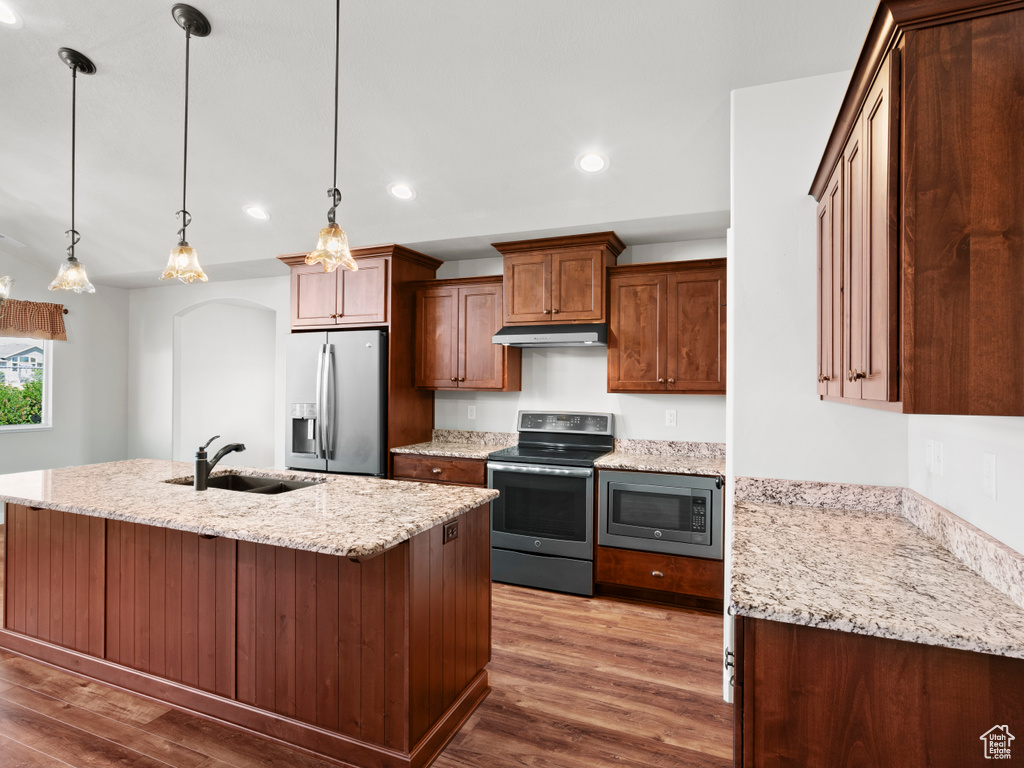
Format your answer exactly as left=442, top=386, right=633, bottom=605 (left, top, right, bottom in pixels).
left=517, top=411, right=614, bottom=435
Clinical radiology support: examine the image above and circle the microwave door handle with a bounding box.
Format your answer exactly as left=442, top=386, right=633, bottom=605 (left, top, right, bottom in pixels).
left=487, top=462, right=593, bottom=479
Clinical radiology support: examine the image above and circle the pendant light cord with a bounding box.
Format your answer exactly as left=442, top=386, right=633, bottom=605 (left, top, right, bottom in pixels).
left=327, top=0, right=342, bottom=224
left=66, top=65, right=81, bottom=261
left=177, top=26, right=193, bottom=246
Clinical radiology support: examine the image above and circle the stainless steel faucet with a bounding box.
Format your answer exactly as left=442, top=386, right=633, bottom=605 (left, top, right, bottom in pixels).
left=194, top=434, right=246, bottom=490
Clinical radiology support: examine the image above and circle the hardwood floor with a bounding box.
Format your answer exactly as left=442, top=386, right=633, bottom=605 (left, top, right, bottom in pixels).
left=0, top=522, right=732, bottom=767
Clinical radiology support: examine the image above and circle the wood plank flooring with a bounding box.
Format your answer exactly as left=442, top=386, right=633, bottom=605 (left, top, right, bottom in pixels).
left=0, top=523, right=732, bottom=767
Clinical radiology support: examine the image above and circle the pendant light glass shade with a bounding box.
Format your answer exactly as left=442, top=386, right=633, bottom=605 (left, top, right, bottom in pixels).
left=49, top=256, right=96, bottom=293
left=306, top=222, right=356, bottom=272
left=0, top=275, right=13, bottom=302
left=161, top=243, right=208, bottom=283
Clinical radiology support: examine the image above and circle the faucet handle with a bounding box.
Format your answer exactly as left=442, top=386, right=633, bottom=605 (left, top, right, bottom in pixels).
left=199, top=435, right=220, bottom=451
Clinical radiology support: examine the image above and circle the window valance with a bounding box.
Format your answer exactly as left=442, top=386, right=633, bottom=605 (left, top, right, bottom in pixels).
left=0, top=299, right=68, bottom=341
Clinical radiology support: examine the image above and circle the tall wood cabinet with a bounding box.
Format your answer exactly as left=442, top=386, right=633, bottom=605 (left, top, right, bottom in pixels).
left=278, top=245, right=443, bottom=475
left=492, top=232, right=625, bottom=325
left=607, top=259, right=726, bottom=394
left=812, top=0, right=1024, bottom=415
left=415, top=276, right=521, bottom=391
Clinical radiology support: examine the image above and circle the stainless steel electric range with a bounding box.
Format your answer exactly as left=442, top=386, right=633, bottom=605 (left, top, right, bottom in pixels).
left=487, top=411, right=615, bottom=597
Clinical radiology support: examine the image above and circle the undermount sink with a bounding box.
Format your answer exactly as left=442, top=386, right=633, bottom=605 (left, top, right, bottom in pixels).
left=167, top=474, right=322, bottom=494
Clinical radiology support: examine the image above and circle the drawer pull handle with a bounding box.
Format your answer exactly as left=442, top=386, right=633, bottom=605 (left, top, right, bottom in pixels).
left=432, top=467, right=443, bottom=474
left=651, top=570, right=665, bottom=578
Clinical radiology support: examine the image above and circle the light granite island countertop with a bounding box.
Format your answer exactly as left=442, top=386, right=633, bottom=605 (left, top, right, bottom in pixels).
left=391, top=429, right=517, bottom=460
left=593, top=439, right=726, bottom=476
left=730, top=479, right=1024, bottom=659
left=0, top=458, right=497, bottom=558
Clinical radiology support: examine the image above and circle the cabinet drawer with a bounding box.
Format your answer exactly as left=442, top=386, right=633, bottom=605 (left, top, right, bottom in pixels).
left=392, top=454, right=487, bottom=486
left=595, top=546, right=723, bottom=600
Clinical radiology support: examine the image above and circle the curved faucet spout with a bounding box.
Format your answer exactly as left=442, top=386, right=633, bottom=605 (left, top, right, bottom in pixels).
left=210, top=443, right=246, bottom=470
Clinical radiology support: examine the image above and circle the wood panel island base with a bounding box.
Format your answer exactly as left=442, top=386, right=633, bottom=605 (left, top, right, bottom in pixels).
left=0, top=460, right=497, bottom=768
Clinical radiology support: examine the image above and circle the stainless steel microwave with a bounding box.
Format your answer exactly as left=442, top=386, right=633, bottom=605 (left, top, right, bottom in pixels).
left=597, top=470, right=723, bottom=560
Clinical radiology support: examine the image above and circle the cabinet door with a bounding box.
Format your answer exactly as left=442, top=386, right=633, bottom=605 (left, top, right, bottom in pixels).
left=816, top=164, right=844, bottom=398
left=337, top=257, right=388, bottom=326
left=503, top=252, right=551, bottom=323
left=861, top=52, right=899, bottom=402
left=551, top=248, right=605, bottom=321
left=844, top=116, right=867, bottom=399
left=667, top=266, right=726, bottom=393
left=458, top=284, right=506, bottom=389
left=415, top=286, right=458, bottom=388
left=607, top=272, right=667, bottom=391
left=291, top=263, right=339, bottom=327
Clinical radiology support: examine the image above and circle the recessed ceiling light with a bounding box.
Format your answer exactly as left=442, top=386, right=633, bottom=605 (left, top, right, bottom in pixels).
left=388, top=183, right=415, bottom=200
left=575, top=152, right=609, bottom=173
left=0, top=2, right=23, bottom=27
left=244, top=205, right=270, bottom=220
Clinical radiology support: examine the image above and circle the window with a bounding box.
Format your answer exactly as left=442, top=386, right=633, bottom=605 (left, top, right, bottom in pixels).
left=0, top=337, right=53, bottom=431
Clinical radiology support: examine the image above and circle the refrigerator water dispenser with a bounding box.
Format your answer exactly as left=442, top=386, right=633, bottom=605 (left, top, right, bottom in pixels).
left=290, top=402, right=318, bottom=456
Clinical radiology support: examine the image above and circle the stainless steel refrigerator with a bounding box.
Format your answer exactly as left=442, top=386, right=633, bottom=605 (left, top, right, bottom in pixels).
left=285, top=329, right=388, bottom=476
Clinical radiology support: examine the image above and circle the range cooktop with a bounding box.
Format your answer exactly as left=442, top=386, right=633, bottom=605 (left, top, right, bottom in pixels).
left=487, top=410, right=616, bottom=468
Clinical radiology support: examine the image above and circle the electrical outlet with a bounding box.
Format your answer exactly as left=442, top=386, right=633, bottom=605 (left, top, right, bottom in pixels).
left=934, top=441, right=944, bottom=477
left=467, top=405, right=476, bottom=420
left=925, top=440, right=934, bottom=474
left=665, top=409, right=677, bottom=427
left=983, top=452, right=997, bottom=500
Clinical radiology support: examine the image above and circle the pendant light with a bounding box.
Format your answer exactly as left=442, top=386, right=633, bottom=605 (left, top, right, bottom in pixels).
left=161, top=4, right=211, bottom=284
left=49, top=48, right=97, bottom=294
left=305, top=0, right=357, bottom=273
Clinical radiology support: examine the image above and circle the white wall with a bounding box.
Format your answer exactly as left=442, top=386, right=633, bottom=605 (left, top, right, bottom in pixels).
left=434, top=240, right=727, bottom=442
left=0, top=251, right=129, bottom=474
left=729, top=72, right=908, bottom=487
left=128, top=276, right=290, bottom=467
left=909, top=416, right=1024, bottom=554
left=174, top=301, right=277, bottom=468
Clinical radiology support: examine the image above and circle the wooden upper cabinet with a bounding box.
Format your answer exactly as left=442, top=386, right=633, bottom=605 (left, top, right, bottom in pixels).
left=415, top=276, right=521, bottom=391
left=812, top=0, right=1024, bottom=415
left=608, top=259, right=726, bottom=394
left=291, top=262, right=339, bottom=327
left=816, top=163, right=843, bottom=399
left=492, top=232, right=625, bottom=326
left=336, top=257, right=388, bottom=326
left=279, top=249, right=414, bottom=330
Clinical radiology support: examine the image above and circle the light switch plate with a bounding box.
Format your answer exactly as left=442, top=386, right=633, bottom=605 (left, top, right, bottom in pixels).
left=665, top=409, right=677, bottom=427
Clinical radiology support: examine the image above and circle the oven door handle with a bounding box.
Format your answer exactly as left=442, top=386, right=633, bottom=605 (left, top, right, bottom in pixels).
left=487, top=462, right=593, bottom=479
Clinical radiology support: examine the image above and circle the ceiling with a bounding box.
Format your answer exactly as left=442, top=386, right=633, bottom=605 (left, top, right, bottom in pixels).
left=0, top=0, right=877, bottom=289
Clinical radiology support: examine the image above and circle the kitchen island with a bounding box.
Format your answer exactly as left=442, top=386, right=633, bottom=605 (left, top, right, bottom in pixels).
left=0, top=459, right=497, bottom=768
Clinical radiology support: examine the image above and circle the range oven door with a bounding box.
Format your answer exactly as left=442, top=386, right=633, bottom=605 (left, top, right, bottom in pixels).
left=488, top=461, right=594, bottom=561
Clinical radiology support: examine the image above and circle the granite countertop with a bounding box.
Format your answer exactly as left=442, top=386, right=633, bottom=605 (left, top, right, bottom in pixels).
left=0, top=459, right=497, bottom=559
left=594, top=439, right=726, bottom=476
left=392, top=429, right=517, bottom=460
left=731, top=482, right=1024, bottom=659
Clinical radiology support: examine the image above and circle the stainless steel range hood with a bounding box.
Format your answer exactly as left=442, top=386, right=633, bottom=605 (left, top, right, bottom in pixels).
left=491, top=323, right=607, bottom=348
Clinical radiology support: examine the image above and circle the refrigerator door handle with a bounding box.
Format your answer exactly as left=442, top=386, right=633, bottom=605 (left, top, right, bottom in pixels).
left=315, top=344, right=326, bottom=459
left=324, top=343, right=335, bottom=458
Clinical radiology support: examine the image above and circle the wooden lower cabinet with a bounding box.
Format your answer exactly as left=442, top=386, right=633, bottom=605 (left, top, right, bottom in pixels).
left=1, top=503, right=492, bottom=768
left=734, top=616, right=1024, bottom=767
left=393, top=454, right=487, bottom=487
left=594, top=545, right=723, bottom=609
